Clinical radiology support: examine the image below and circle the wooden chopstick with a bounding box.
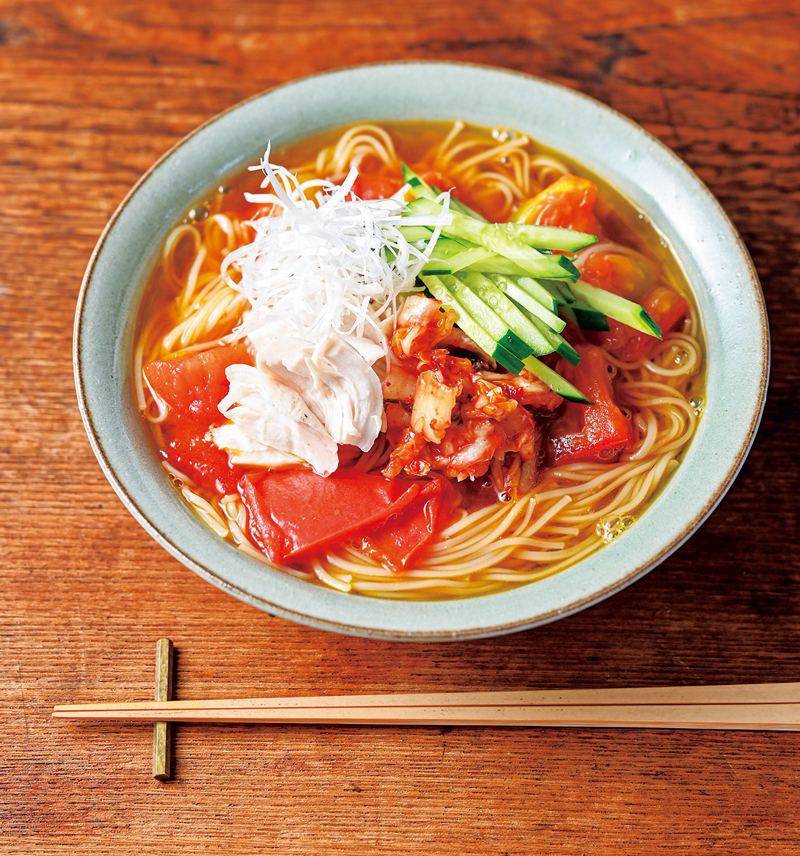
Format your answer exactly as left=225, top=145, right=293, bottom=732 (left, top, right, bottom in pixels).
left=152, top=638, right=173, bottom=781
left=53, top=683, right=800, bottom=730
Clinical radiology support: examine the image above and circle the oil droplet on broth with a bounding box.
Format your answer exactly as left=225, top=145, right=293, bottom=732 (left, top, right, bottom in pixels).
left=187, top=205, right=209, bottom=223
left=690, top=397, right=705, bottom=417
left=596, top=514, right=635, bottom=544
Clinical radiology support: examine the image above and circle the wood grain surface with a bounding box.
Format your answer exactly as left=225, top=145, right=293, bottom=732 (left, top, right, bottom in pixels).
left=2, top=1, right=799, bottom=853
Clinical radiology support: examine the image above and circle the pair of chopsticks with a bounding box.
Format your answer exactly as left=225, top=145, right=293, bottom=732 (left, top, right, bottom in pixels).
left=53, top=681, right=800, bottom=731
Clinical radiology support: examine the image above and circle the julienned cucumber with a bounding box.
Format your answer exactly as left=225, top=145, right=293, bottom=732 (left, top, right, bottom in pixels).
left=417, top=236, right=504, bottom=274
left=561, top=303, right=611, bottom=331
left=399, top=224, right=439, bottom=242
left=522, top=356, right=592, bottom=404
left=403, top=165, right=596, bottom=253
left=407, top=196, right=581, bottom=280
left=454, top=271, right=579, bottom=367
left=486, top=274, right=563, bottom=330
left=406, top=195, right=593, bottom=256
left=422, top=273, right=591, bottom=400
left=457, top=272, right=555, bottom=357
left=399, top=171, right=659, bottom=399
left=422, top=274, right=524, bottom=374
left=422, top=243, right=576, bottom=280
left=402, top=164, right=489, bottom=223
left=496, top=221, right=597, bottom=254
left=435, top=275, right=533, bottom=360
left=569, top=279, right=662, bottom=338
left=412, top=229, right=577, bottom=281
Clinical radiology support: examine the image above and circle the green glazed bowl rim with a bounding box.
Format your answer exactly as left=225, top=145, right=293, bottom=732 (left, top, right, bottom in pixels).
left=74, top=61, right=769, bottom=640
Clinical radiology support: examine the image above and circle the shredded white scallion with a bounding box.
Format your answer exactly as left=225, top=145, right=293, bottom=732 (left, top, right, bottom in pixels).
left=220, top=148, right=453, bottom=349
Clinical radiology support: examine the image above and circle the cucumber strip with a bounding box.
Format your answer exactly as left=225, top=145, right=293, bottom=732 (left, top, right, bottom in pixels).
left=422, top=275, right=524, bottom=374
left=496, top=222, right=597, bottom=252
left=544, top=328, right=582, bottom=366
left=418, top=235, right=496, bottom=274
left=402, top=164, right=439, bottom=201
left=536, top=278, right=576, bottom=306
left=569, top=279, right=662, bottom=338
left=407, top=197, right=579, bottom=280
left=422, top=275, right=586, bottom=395
left=425, top=247, right=579, bottom=279
left=487, top=274, right=564, bottom=330
left=496, top=296, right=581, bottom=366
left=402, top=164, right=489, bottom=222
left=398, top=224, right=436, bottom=242
left=461, top=273, right=581, bottom=366
left=438, top=275, right=533, bottom=360
left=423, top=248, right=498, bottom=275
left=522, top=356, right=592, bottom=404
left=419, top=233, right=578, bottom=281
left=499, top=275, right=560, bottom=315
left=418, top=234, right=484, bottom=257
left=456, top=272, right=555, bottom=357
left=425, top=252, right=529, bottom=277
left=561, top=303, right=611, bottom=331
left=403, top=169, right=595, bottom=250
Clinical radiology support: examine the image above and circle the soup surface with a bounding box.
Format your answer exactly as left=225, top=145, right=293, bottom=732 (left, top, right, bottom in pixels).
left=135, top=121, right=704, bottom=600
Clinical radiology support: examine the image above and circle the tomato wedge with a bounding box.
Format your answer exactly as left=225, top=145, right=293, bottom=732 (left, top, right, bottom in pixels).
left=417, top=169, right=459, bottom=195
left=351, top=173, right=404, bottom=200
left=577, top=247, right=657, bottom=301
left=160, top=421, right=248, bottom=495
left=513, top=175, right=601, bottom=235
left=240, top=469, right=458, bottom=566
left=144, top=343, right=252, bottom=424
left=364, top=478, right=461, bottom=569
left=547, top=345, right=633, bottom=466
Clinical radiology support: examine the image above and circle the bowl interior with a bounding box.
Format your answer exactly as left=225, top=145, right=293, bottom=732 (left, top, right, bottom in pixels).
left=74, top=62, right=769, bottom=641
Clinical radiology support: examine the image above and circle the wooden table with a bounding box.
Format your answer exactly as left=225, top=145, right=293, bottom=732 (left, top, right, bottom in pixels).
left=2, top=1, right=799, bottom=852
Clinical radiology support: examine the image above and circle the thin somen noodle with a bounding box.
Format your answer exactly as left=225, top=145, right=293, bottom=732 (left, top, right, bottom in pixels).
left=134, top=121, right=704, bottom=601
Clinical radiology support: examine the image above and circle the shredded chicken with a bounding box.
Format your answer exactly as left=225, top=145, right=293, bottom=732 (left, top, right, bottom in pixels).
left=214, top=364, right=339, bottom=476
left=214, top=332, right=383, bottom=476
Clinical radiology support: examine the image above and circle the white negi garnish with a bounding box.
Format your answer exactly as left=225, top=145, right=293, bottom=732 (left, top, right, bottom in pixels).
left=211, top=149, right=452, bottom=476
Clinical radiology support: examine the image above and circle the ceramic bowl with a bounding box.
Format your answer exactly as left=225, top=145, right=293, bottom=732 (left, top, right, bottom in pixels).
left=74, top=62, right=769, bottom=641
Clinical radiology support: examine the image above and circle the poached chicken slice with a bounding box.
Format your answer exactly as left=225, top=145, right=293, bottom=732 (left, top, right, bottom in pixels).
left=212, top=332, right=383, bottom=476
left=257, top=333, right=383, bottom=452
left=213, top=364, right=339, bottom=476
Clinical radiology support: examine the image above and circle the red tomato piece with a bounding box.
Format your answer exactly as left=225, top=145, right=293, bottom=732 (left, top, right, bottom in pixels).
left=587, top=317, right=633, bottom=358
left=160, top=421, right=248, bottom=496
left=144, top=343, right=252, bottom=424
left=577, top=248, right=657, bottom=301
left=417, top=169, right=459, bottom=195
left=547, top=345, right=633, bottom=466
left=240, top=469, right=457, bottom=565
left=517, top=175, right=601, bottom=235
left=351, top=174, right=404, bottom=200
left=363, top=478, right=461, bottom=570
